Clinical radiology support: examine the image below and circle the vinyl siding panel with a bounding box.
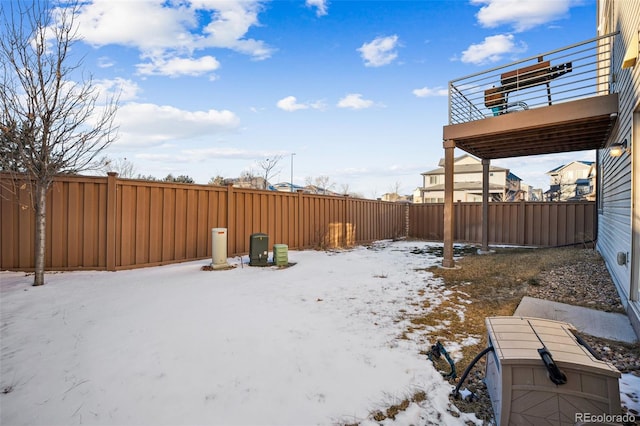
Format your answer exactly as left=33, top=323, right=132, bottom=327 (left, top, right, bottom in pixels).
left=597, top=0, right=638, bottom=304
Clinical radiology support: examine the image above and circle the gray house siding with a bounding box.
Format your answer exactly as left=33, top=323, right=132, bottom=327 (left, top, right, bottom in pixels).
left=597, top=0, right=639, bottom=335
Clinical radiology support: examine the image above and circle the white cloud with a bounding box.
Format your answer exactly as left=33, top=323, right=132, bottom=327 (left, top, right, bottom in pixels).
left=276, top=96, right=326, bottom=112
left=97, top=56, right=114, bottom=68
left=73, top=1, right=195, bottom=50
left=460, top=34, right=527, bottom=65
left=197, top=1, right=273, bottom=59
left=136, top=55, right=221, bottom=78
left=306, top=0, right=328, bottom=17
left=337, top=94, right=374, bottom=110
left=114, top=102, right=240, bottom=147
left=277, top=96, right=308, bottom=112
left=412, top=86, right=448, bottom=98
left=71, top=0, right=272, bottom=77
left=357, top=35, right=399, bottom=67
left=181, top=147, right=257, bottom=159
left=94, top=78, right=141, bottom=103
left=471, top=0, right=573, bottom=32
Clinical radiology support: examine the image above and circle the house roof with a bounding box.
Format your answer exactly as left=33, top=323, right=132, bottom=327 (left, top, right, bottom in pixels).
left=507, top=172, right=522, bottom=181
left=436, top=153, right=478, bottom=167
left=273, top=182, right=305, bottom=191
left=546, top=160, right=595, bottom=175
left=422, top=163, right=508, bottom=175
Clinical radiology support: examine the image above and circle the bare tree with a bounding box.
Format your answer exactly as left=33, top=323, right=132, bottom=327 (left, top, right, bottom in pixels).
left=0, top=1, right=118, bottom=286
left=99, top=156, right=135, bottom=178
left=315, top=175, right=332, bottom=194
left=208, top=175, right=225, bottom=186
left=387, top=181, right=402, bottom=201
left=303, top=175, right=333, bottom=194
left=257, top=155, right=282, bottom=189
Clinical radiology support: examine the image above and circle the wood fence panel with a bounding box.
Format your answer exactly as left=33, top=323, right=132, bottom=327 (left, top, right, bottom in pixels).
left=66, top=181, right=80, bottom=267
left=196, top=190, right=208, bottom=258
left=266, top=194, right=275, bottom=245
left=0, top=173, right=597, bottom=271
left=149, top=187, right=164, bottom=264
left=135, top=185, right=150, bottom=265
left=408, top=201, right=595, bottom=247
left=508, top=203, right=519, bottom=244
left=350, top=198, right=362, bottom=243
left=562, top=203, right=573, bottom=245
left=48, top=181, right=66, bottom=267
left=409, top=203, right=443, bottom=240
left=299, top=194, right=309, bottom=248
left=161, top=187, right=175, bottom=263
left=82, top=183, right=95, bottom=266
left=119, top=183, right=134, bottom=267
left=185, top=189, right=198, bottom=259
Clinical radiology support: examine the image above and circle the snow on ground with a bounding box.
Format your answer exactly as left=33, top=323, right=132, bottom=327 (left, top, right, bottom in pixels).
left=3, top=241, right=637, bottom=425
left=1, top=241, right=481, bottom=426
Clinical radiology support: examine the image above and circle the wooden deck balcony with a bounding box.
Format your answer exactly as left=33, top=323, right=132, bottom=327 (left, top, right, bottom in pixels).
left=444, top=33, right=619, bottom=159
left=440, top=33, right=619, bottom=268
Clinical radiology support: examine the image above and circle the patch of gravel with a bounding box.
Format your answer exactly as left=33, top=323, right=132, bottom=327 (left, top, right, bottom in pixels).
left=452, top=249, right=640, bottom=425
left=527, top=249, right=626, bottom=314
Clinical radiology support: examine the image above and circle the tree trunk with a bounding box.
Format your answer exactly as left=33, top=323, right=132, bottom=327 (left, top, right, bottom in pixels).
left=33, top=182, right=47, bottom=286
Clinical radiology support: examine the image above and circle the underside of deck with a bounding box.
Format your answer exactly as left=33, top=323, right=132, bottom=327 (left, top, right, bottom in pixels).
left=443, top=93, right=619, bottom=159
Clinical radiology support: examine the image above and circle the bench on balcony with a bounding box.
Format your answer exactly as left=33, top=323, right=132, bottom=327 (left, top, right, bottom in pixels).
left=484, top=60, right=572, bottom=115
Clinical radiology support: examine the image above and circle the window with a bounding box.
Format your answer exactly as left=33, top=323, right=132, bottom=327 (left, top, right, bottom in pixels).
left=429, top=176, right=439, bottom=185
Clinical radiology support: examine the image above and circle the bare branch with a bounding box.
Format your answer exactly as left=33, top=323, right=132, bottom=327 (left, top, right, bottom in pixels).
left=257, top=155, right=283, bottom=189
left=0, top=0, right=119, bottom=285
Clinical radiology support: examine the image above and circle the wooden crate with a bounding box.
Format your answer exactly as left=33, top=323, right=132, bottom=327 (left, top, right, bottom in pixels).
left=485, top=316, right=621, bottom=426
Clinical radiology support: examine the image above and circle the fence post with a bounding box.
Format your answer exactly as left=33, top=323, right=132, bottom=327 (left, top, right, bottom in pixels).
left=106, top=172, right=118, bottom=271
left=343, top=195, right=349, bottom=247
left=226, top=184, right=235, bottom=254
left=404, top=202, right=410, bottom=238
left=297, top=189, right=304, bottom=249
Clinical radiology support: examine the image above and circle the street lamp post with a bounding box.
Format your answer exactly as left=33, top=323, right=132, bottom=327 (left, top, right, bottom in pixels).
left=290, top=153, right=296, bottom=192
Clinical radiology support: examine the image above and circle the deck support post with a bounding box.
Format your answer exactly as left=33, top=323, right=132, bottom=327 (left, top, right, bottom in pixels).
left=443, top=139, right=456, bottom=268
left=481, top=158, right=490, bottom=253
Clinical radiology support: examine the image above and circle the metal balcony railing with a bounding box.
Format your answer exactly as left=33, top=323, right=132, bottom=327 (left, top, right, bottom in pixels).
left=448, top=32, right=618, bottom=125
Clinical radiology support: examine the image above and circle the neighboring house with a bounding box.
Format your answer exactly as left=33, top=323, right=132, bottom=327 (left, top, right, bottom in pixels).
left=381, top=193, right=411, bottom=202
left=519, top=182, right=535, bottom=201
left=273, top=182, right=340, bottom=196
left=544, top=161, right=594, bottom=201
left=415, top=154, right=521, bottom=203
left=506, top=172, right=524, bottom=200
left=303, top=185, right=339, bottom=196
left=585, top=163, right=597, bottom=202
left=597, top=0, right=639, bottom=335
left=223, top=176, right=274, bottom=190
left=529, top=187, right=544, bottom=201
left=273, top=182, right=305, bottom=192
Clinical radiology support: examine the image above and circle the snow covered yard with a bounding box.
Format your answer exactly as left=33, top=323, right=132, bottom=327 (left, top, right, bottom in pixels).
left=0, top=241, right=481, bottom=426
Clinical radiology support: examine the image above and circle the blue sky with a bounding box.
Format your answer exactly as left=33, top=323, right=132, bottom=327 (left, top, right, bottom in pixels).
left=69, top=0, right=596, bottom=197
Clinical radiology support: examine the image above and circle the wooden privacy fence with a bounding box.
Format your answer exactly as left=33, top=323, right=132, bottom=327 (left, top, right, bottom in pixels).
left=409, top=201, right=596, bottom=246
left=1, top=174, right=596, bottom=271
left=0, top=173, right=406, bottom=270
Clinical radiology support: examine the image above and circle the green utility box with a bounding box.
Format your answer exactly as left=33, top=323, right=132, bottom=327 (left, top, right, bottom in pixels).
left=249, top=233, right=269, bottom=266
left=273, top=244, right=288, bottom=266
